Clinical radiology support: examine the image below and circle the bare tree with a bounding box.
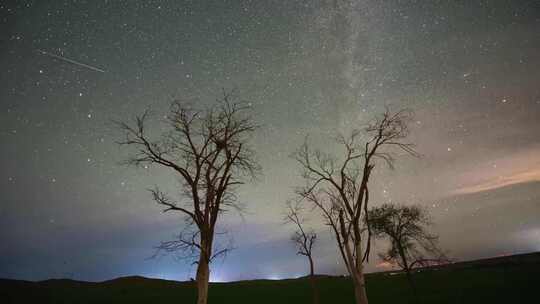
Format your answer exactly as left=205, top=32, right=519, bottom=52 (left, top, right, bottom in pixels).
left=116, top=90, right=260, bottom=304
left=293, top=109, right=418, bottom=304
left=285, top=200, right=319, bottom=304
left=368, top=203, right=450, bottom=295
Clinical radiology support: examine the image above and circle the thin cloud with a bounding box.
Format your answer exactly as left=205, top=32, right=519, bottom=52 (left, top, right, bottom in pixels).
left=453, top=168, right=540, bottom=195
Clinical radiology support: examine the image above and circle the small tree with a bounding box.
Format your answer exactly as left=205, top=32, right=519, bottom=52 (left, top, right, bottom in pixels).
left=293, top=109, right=418, bottom=304
left=368, top=203, right=449, bottom=294
left=117, top=90, right=260, bottom=304
left=285, top=200, right=319, bottom=304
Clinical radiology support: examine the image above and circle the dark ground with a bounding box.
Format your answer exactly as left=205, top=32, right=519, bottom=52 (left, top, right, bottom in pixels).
left=2, top=252, right=540, bottom=304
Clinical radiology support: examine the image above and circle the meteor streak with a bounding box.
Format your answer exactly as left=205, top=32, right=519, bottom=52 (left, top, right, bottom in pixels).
left=37, top=49, right=106, bottom=73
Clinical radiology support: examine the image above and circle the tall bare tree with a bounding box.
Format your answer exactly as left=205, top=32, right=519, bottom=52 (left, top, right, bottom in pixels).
left=285, top=200, right=319, bottom=304
left=293, top=109, right=418, bottom=304
left=117, top=90, right=260, bottom=304
left=368, top=203, right=450, bottom=294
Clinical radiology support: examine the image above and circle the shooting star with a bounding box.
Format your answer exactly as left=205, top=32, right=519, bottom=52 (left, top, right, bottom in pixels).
left=37, top=49, right=106, bottom=73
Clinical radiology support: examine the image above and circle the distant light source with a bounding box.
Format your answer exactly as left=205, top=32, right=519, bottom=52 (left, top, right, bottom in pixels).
left=210, top=272, right=227, bottom=282
left=266, top=274, right=282, bottom=280
left=210, top=277, right=225, bottom=283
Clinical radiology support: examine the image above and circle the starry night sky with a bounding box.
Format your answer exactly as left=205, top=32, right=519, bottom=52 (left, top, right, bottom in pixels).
left=1, top=0, right=540, bottom=282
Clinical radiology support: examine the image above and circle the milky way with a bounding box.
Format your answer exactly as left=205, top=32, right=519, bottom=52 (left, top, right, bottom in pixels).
left=1, top=1, right=539, bottom=282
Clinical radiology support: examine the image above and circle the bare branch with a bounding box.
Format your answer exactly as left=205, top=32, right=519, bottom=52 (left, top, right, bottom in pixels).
left=291, top=108, right=419, bottom=294
left=117, top=90, right=260, bottom=294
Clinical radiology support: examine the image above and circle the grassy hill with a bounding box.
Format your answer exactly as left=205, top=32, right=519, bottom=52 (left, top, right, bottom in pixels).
left=2, top=252, right=540, bottom=304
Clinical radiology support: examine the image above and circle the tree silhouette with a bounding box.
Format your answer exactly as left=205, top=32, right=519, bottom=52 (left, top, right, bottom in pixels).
left=293, top=109, right=418, bottom=304
left=368, top=203, right=450, bottom=295
left=117, top=90, right=260, bottom=304
left=285, top=200, right=319, bottom=304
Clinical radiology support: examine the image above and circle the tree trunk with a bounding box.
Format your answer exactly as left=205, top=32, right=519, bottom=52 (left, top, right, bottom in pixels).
left=340, top=219, right=369, bottom=304
left=397, top=244, right=417, bottom=298
left=308, top=255, right=319, bottom=304
left=353, top=224, right=369, bottom=304
left=196, top=252, right=210, bottom=304
left=404, top=268, right=417, bottom=298
left=352, top=262, right=369, bottom=304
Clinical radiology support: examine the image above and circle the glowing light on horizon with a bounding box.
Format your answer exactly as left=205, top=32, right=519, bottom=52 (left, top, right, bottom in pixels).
left=266, top=274, right=283, bottom=280
left=375, top=261, right=396, bottom=270
left=517, top=228, right=540, bottom=252
left=209, top=274, right=227, bottom=283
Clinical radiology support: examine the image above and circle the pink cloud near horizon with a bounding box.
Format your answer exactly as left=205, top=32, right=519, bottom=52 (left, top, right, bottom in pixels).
left=453, top=168, right=540, bottom=194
